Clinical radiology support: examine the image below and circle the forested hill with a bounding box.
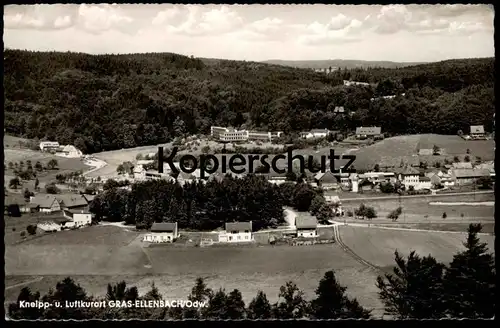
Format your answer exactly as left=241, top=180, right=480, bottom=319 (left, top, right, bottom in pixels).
left=262, top=59, right=426, bottom=69
left=3, top=49, right=495, bottom=154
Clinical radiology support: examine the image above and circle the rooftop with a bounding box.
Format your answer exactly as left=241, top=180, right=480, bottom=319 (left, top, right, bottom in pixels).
left=295, top=216, right=318, bottom=230
left=225, top=221, right=252, bottom=232
left=151, top=222, right=177, bottom=232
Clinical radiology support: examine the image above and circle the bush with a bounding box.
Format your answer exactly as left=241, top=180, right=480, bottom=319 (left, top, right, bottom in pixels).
left=347, top=211, right=353, bottom=217
left=20, top=231, right=26, bottom=237
left=26, top=225, right=37, bottom=235
left=12, top=227, right=16, bottom=231
left=442, top=212, right=447, bottom=219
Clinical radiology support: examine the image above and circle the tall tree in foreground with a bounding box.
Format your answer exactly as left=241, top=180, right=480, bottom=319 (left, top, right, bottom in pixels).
left=8, top=287, right=43, bottom=319
left=309, top=270, right=371, bottom=319
left=183, top=277, right=213, bottom=319
left=443, top=224, right=495, bottom=319
left=376, top=251, right=446, bottom=319
left=272, top=281, right=309, bottom=319
left=225, top=289, right=246, bottom=319
left=247, top=291, right=272, bottom=319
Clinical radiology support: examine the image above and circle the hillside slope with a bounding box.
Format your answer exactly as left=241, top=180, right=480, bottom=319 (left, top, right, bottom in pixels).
left=3, top=49, right=494, bottom=154
left=262, top=59, right=426, bottom=69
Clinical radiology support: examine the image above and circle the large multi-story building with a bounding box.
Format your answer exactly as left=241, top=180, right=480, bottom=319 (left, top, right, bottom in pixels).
left=211, top=126, right=283, bottom=143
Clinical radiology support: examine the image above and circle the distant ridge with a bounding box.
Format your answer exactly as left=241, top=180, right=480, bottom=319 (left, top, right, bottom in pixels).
left=261, top=59, right=428, bottom=69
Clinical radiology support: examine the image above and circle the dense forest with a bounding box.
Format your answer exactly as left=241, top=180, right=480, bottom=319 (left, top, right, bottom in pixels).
left=7, top=224, right=495, bottom=320
left=3, top=49, right=494, bottom=154
left=89, top=175, right=333, bottom=231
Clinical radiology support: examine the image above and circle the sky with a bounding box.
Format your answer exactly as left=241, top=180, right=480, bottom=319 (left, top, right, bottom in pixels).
left=3, top=4, right=495, bottom=62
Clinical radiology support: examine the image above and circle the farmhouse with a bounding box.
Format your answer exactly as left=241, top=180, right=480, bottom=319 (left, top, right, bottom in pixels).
left=31, top=195, right=61, bottom=213
left=143, top=222, right=179, bottom=243
left=63, top=209, right=92, bottom=228
left=355, top=127, right=382, bottom=140
left=56, top=194, right=88, bottom=211
left=418, top=176, right=432, bottom=190
left=219, top=221, right=253, bottom=243
left=39, top=141, right=60, bottom=152
left=295, top=216, right=318, bottom=238
left=397, top=166, right=421, bottom=189
left=470, top=125, right=485, bottom=139
left=314, top=171, right=340, bottom=190
left=451, top=168, right=490, bottom=186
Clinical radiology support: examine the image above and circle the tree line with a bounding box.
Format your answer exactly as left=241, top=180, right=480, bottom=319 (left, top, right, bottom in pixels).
left=89, top=175, right=334, bottom=231
left=8, top=224, right=494, bottom=320
left=4, top=49, right=494, bottom=154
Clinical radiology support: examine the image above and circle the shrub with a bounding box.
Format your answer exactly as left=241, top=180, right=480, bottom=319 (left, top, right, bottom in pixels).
left=26, top=225, right=37, bottom=235
left=12, top=227, right=16, bottom=231
left=442, top=212, right=447, bottom=219
left=20, top=231, right=26, bottom=237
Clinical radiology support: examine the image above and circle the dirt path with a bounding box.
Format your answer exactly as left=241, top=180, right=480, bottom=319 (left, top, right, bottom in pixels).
left=5, top=277, right=44, bottom=291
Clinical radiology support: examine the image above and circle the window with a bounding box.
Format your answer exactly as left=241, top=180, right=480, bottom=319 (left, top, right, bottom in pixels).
left=229, top=236, right=233, bottom=241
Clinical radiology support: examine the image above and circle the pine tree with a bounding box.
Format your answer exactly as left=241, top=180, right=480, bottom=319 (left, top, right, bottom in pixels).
left=376, top=251, right=446, bottom=319
left=203, top=288, right=228, bottom=319
left=143, top=282, right=162, bottom=300
left=184, top=277, right=213, bottom=319
left=247, top=291, right=272, bottom=319
left=8, top=287, right=43, bottom=319
left=443, top=224, right=495, bottom=319
left=309, top=270, right=371, bottom=319
left=225, top=289, right=246, bottom=319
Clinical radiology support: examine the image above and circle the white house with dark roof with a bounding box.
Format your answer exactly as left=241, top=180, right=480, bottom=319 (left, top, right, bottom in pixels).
left=143, top=222, right=179, bottom=243
left=295, top=216, right=318, bottom=238
left=30, top=195, right=61, bottom=213
left=219, top=221, right=253, bottom=243
left=470, top=125, right=485, bottom=139
left=397, top=166, right=421, bottom=189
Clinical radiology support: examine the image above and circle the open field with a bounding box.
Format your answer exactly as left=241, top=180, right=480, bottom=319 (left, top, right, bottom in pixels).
left=3, top=135, right=32, bottom=148
left=349, top=134, right=495, bottom=170
left=370, top=222, right=495, bottom=234
left=4, top=148, right=91, bottom=185
left=4, top=224, right=385, bottom=316
left=338, top=225, right=495, bottom=270
left=341, top=193, right=495, bottom=222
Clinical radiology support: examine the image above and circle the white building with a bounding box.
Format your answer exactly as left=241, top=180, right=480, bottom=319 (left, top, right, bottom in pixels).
left=295, top=216, right=318, bottom=238
left=218, top=221, right=253, bottom=243
left=56, top=145, right=83, bottom=158
left=300, top=129, right=330, bottom=139
left=63, top=209, right=92, bottom=228
left=39, top=141, right=60, bottom=152
left=143, top=222, right=179, bottom=243
left=343, top=80, right=370, bottom=87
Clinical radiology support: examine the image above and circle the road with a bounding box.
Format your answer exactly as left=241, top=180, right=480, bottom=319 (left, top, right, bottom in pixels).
left=336, top=190, right=494, bottom=202
left=5, top=277, right=44, bottom=291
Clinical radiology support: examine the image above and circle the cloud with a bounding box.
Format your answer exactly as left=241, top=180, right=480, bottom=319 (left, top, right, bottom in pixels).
left=4, top=13, right=45, bottom=29
left=167, top=5, right=244, bottom=36
left=152, top=7, right=181, bottom=26
left=54, top=15, right=72, bottom=28
left=4, top=5, right=73, bottom=30
left=364, top=4, right=492, bottom=35
left=295, top=13, right=363, bottom=46
left=77, top=4, right=133, bottom=34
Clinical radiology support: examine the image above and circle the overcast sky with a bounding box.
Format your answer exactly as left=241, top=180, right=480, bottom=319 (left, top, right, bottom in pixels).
left=3, top=4, right=495, bottom=62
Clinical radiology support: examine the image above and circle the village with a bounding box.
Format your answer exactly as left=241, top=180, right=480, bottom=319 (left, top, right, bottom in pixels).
left=4, top=122, right=495, bottom=248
